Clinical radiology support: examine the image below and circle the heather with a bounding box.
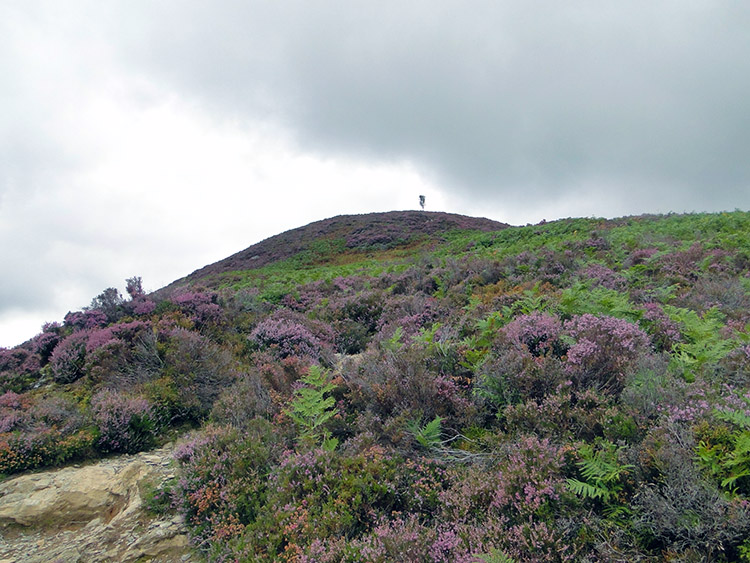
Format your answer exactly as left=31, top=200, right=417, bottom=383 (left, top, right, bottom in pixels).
left=2, top=210, right=750, bottom=561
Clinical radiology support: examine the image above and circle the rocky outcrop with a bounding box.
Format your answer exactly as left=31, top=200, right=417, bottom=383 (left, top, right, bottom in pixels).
left=0, top=445, right=194, bottom=562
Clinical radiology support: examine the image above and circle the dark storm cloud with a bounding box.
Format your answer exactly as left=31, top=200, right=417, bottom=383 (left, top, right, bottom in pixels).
left=112, top=1, right=750, bottom=211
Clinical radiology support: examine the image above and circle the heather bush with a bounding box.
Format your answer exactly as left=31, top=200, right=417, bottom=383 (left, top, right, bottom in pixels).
left=377, top=293, right=445, bottom=340
left=579, top=263, right=626, bottom=290
left=720, top=344, right=750, bottom=387
left=0, top=347, right=41, bottom=393
left=502, top=385, right=613, bottom=441
left=478, top=349, right=567, bottom=411
left=250, top=351, right=310, bottom=400
left=216, top=448, right=453, bottom=561
left=209, top=371, right=274, bottom=428
left=170, top=289, right=225, bottom=329
left=563, top=314, right=650, bottom=395
left=501, top=312, right=565, bottom=357
left=84, top=321, right=161, bottom=387
left=325, top=290, right=384, bottom=354
left=91, top=390, right=157, bottom=454
left=640, top=302, right=682, bottom=352
left=64, top=309, right=108, bottom=330
left=475, top=313, right=567, bottom=411
left=173, top=421, right=283, bottom=552
left=345, top=344, right=477, bottom=445
left=159, top=328, right=237, bottom=420
left=634, top=422, right=750, bottom=559
left=49, top=330, right=90, bottom=383
left=435, top=436, right=584, bottom=561
left=249, top=312, right=334, bottom=364
left=0, top=391, right=30, bottom=432
left=29, top=326, right=60, bottom=364
left=129, top=296, right=156, bottom=316
left=30, top=394, right=87, bottom=435
left=0, top=426, right=96, bottom=474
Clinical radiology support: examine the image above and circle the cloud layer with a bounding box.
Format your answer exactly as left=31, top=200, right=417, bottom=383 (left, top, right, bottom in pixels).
left=2, top=1, right=749, bottom=345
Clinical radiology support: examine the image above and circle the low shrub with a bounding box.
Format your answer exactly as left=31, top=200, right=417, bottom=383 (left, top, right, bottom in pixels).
left=563, top=314, right=651, bottom=395
left=91, top=390, right=157, bottom=454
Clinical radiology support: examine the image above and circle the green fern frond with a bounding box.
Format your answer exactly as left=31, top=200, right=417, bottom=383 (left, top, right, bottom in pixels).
left=408, top=415, right=443, bottom=449
left=475, top=548, right=516, bottom=563
left=716, top=408, right=750, bottom=431
left=566, top=478, right=611, bottom=501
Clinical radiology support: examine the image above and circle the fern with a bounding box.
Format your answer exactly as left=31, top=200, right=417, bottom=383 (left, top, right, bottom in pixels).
left=382, top=326, right=404, bottom=352
left=475, top=548, right=516, bottom=563
left=664, top=306, right=732, bottom=379
left=566, top=442, right=633, bottom=519
left=697, top=404, right=750, bottom=495
left=407, top=415, right=443, bottom=450
left=285, top=365, right=339, bottom=450
left=566, top=478, right=611, bottom=501
left=715, top=407, right=750, bottom=430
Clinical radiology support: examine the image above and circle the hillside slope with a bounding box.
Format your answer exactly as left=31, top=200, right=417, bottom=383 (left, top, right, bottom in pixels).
left=2, top=209, right=750, bottom=562
left=163, top=210, right=508, bottom=291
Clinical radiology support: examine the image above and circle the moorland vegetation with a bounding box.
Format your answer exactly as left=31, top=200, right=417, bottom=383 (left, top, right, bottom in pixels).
left=2, top=210, right=750, bottom=561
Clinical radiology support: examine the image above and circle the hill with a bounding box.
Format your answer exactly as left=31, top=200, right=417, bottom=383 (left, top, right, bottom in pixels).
left=161, top=210, right=508, bottom=291
left=2, top=209, right=750, bottom=561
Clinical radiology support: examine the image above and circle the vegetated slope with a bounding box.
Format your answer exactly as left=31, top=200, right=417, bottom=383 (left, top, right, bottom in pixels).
left=2, top=210, right=750, bottom=562
left=163, top=210, right=508, bottom=291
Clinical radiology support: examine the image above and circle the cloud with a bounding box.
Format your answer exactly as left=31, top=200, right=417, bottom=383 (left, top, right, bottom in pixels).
left=106, top=1, right=750, bottom=209
left=2, top=1, right=750, bottom=346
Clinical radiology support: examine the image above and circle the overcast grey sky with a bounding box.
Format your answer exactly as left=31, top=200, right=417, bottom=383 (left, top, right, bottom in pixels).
left=2, top=1, right=749, bottom=346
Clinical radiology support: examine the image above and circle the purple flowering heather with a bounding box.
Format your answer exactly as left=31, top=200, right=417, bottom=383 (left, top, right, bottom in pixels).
left=580, top=263, right=626, bottom=290
left=49, top=331, right=90, bottom=383
left=170, top=289, right=224, bottom=327
left=91, top=390, right=155, bottom=454
left=250, top=316, right=326, bottom=360
left=564, top=314, right=650, bottom=393
left=0, top=347, right=40, bottom=375
left=63, top=309, right=108, bottom=330
left=502, top=312, right=564, bottom=357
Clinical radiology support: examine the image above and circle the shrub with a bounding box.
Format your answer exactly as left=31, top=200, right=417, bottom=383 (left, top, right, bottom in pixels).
left=249, top=313, right=334, bottom=364
left=502, top=312, right=565, bottom=358
left=170, top=289, right=224, bottom=329
left=563, top=314, right=650, bottom=394
left=49, top=331, right=90, bottom=383
left=0, top=427, right=96, bottom=474
left=160, top=328, right=237, bottom=420
left=30, top=328, right=60, bottom=364
left=634, top=424, right=750, bottom=559
left=91, top=390, right=157, bottom=454
left=173, top=422, right=282, bottom=552
left=84, top=321, right=161, bottom=387
left=63, top=309, right=108, bottom=330
left=345, top=344, right=477, bottom=445
left=210, top=371, right=274, bottom=428
left=476, top=313, right=567, bottom=410
left=579, top=263, right=626, bottom=290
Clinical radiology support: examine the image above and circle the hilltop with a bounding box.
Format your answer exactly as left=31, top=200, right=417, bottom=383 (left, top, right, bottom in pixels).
left=2, top=209, right=750, bottom=562
left=162, top=210, right=508, bottom=291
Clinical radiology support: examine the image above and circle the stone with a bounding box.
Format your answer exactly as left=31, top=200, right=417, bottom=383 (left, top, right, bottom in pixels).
left=0, top=444, right=194, bottom=562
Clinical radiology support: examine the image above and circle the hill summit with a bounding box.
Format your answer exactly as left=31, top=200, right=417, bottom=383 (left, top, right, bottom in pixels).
left=167, top=210, right=508, bottom=290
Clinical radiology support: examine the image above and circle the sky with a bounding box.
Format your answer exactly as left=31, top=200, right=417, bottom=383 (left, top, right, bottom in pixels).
left=2, top=1, right=749, bottom=347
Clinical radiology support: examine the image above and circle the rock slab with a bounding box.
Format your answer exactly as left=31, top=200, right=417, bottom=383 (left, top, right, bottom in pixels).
left=0, top=445, right=194, bottom=562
